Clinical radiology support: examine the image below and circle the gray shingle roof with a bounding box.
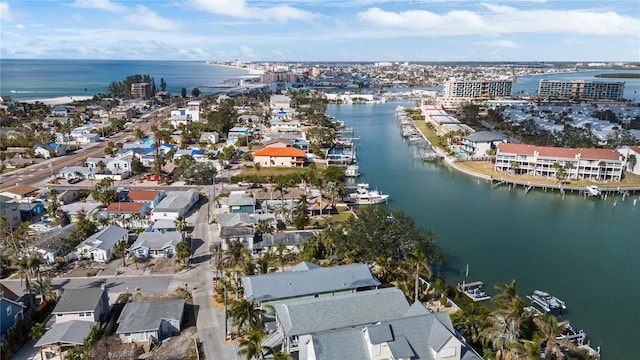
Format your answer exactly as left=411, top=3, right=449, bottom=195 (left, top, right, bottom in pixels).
left=34, top=320, right=93, bottom=347
left=311, top=328, right=370, bottom=360
left=53, top=287, right=106, bottom=314
left=228, top=191, right=255, bottom=207
left=116, top=299, right=184, bottom=333
left=242, top=263, right=380, bottom=302
left=274, top=288, right=409, bottom=336
left=388, top=335, right=415, bottom=359
left=130, top=231, right=182, bottom=251
left=77, top=224, right=128, bottom=251
left=154, top=189, right=197, bottom=212
left=254, top=231, right=315, bottom=249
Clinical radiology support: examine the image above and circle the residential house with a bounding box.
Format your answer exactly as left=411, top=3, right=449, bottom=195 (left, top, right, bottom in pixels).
left=461, top=130, right=510, bottom=157
left=40, top=188, right=83, bottom=206
left=52, top=286, right=110, bottom=324
left=253, top=231, right=316, bottom=255
left=228, top=126, right=252, bottom=145
left=167, top=109, right=192, bottom=128
left=297, top=307, right=483, bottom=360
left=75, top=225, right=129, bottom=262
left=128, top=231, right=182, bottom=259
left=0, top=195, right=21, bottom=228
left=60, top=202, right=101, bottom=221
left=31, top=223, right=77, bottom=263
left=125, top=190, right=165, bottom=209
left=495, top=143, right=623, bottom=181
left=268, top=288, right=411, bottom=354
left=51, top=105, right=71, bottom=117
left=0, top=184, right=39, bottom=202
left=253, top=147, right=306, bottom=168
left=58, top=166, right=94, bottom=180
left=151, top=190, right=199, bottom=221
left=105, top=202, right=149, bottom=225
left=116, top=299, right=185, bottom=343
left=34, top=320, right=93, bottom=360
left=200, top=131, right=220, bottom=145
left=34, top=143, right=65, bottom=159
left=19, top=202, right=46, bottom=221
left=242, top=262, right=380, bottom=308
left=270, top=95, right=292, bottom=112
left=150, top=219, right=178, bottom=233
left=106, top=155, right=133, bottom=177
left=215, top=213, right=258, bottom=252
left=263, top=138, right=294, bottom=148
left=227, top=191, right=256, bottom=214
left=0, top=290, right=26, bottom=337
left=186, top=100, right=202, bottom=122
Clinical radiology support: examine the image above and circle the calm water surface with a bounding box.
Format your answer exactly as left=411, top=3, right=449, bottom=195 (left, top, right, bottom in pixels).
left=327, top=101, right=639, bottom=359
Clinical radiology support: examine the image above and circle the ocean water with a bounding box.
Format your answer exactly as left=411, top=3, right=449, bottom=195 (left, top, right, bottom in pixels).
left=0, top=59, right=253, bottom=101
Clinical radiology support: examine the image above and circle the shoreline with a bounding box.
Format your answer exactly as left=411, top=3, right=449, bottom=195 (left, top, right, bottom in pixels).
left=23, top=95, right=93, bottom=106
left=206, top=61, right=264, bottom=76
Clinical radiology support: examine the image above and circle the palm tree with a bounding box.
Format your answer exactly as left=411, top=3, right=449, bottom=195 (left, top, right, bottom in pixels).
left=113, top=241, right=129, bottom=267
left=32, top=277, right=57, bottom=302
left=174, top=215, right=188, bottom=236
left=597, top=161, right=607, bottom=180
left=564, top=162, right=575, bottom=180
left=534, top=315, right=573, bottom=360
left=273, top=181, right=285, bottom=220
left=628, top=154, right=637, bottom=171
left=237, top=329, right=266, bottom=360
left=229, top=298, right=263, bottom=334
left=403, top=246, right=432, bottom=303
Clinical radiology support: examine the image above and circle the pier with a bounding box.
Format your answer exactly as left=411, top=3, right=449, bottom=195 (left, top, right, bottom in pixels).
left=457, top=281, right=491, bottom=302
left=489, top=177, right=640, bottom=197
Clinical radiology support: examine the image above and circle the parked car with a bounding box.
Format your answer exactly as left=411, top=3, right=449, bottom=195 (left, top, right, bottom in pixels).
left=68, top=177, right=82, bottom=184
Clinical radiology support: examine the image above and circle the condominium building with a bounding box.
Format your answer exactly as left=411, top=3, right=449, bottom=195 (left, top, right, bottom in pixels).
left=443, top=79, right=513, bottom=99
left=495, top=143, right=623, bottom=181
left=130, top=82, right=149, bottom=98
left=537, top=80, right=624, bottom=101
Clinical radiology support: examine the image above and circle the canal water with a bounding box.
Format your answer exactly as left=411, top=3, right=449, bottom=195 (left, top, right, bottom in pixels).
left=327, top=100, right=639, bottom=359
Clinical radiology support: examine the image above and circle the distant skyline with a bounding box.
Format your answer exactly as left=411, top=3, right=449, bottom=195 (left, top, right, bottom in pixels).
left=1, top=0, right=639, bottom=62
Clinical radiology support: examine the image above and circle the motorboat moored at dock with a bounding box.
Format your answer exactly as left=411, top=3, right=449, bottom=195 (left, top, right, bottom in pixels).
left=457, top=281, right=491, bottom=302
left=527, top=290, right=566, bottom=313
left=345, top=164, right=360, bottom=177
left=348, top=183, right=389, bottom=205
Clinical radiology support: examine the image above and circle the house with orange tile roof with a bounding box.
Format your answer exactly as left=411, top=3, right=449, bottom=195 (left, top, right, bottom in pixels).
left=253, top=147, right=306, bottom=168
left=495, top=143, right=623, bottom=181
left=124, top=190, right=165, bottom=209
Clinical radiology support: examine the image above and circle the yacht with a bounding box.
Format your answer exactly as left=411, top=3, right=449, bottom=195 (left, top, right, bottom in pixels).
left=345, top=164, right=360, bottom=177
left=527, top=290, right=567, bottom=313
left=348, top=183, right=389, bottom=205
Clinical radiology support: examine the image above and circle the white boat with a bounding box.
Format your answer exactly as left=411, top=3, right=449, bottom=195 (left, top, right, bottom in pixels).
left=527, top=290, right=566, bottom=312
left=584, top=185, right=602, bottom=197
left=345, top=164, right=360, bottom=177
left=348, top=183, right=389, bottom=205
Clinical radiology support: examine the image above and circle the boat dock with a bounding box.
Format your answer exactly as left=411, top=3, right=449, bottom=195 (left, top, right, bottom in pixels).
left=489, top=177, right=640, bottom=199
left=457, top=281, right=491, bottom=302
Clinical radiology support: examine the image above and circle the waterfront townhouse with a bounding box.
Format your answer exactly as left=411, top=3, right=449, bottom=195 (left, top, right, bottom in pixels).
left=461, top=131, right=510, bottom=157
left=495, top=143, right=623, bottom=181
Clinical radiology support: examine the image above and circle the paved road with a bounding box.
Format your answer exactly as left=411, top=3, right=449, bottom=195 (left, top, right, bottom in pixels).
left=169, top=184, right=241, bottom=360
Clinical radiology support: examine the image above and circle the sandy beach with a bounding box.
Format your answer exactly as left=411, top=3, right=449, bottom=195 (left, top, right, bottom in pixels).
left=23, top=95, right=93, bottom=106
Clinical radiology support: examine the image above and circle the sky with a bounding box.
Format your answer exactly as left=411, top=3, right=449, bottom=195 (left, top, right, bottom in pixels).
left=1, top=0, right=639, bottom=62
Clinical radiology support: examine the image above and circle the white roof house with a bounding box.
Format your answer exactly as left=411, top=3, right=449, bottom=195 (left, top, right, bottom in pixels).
left=151, top=190, right=199, bottom=221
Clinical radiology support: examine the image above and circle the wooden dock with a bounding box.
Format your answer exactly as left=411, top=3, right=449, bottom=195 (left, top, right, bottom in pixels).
left=457, top=281, right=491, bottom=302
left=489, top=177, right=640, bottom=198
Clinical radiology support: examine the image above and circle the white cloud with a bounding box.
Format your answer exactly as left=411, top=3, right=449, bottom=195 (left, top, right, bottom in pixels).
left=124, top=5, right=184, bottom=31
left=0, top=2, right=14, bottom=21
left=240, top=45, right=257, bottom=59
left=478, top=40, right=520, bottom=48
left=71, top=0, right=127, bottom=13
left=189, top=0, right=319, bottom=22
left=15, top=24, right=24, bottom=30
left=356, top=4, right=640, bottom=36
